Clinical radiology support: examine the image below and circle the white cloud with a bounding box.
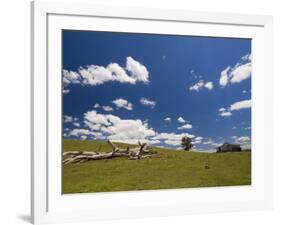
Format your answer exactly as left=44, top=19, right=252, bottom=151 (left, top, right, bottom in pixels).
left=230, top=62, right=251, bottom=84
left=113, top=138, right=161, bottom=145
left=140, top=97, right=156, bottom=107
left=219, top=66, right=231, bottom=87
left=84, top=110, right=156, bottom=142
left=78, top=65, right=114, bottom=86
left=232, top=135, right=251, bottom=149
left=234, top=136, right=251, bottom=144
left=102, top=106, right=114, bottom=112
left=192, top=136, right=203, bottom=144
left=219, top=53, right=251, bottom=87
left=80, top=135, right=87, bottom=140
left=218, top=99, right=251, bottom=117
left=126, top=56, right=149, bottom=83
left=229, top=99, right=251, bottom=111
left=219, top=111, right=232, bottom=117
left=241, top=54, right=252, bottom=62
left=204, top=82, right=213, bottom=90
left=67, top=110, right=198, bottom=148
left=69, top=128, right=100, bottom=137
left=189, top=80, right=213, bottom=91
left=200, top=138, right=220, bottom=148
left=164, top=117, right=171, bottom=122
left=177, top=117, right=186, bottom=123
left=149, top=139, right=161, bottom=145
left=107, top=62, right=136, bottom=84
left=177, top=123, right=192, bottom=130
left=151, top=132, right=195, bottom=147
left=189, top=80, right=204, bottom=91
left=63, top=57, right=149, bottom=87
left=63, top=70, right=81, bottom=85
left=112, top=98, right=133, bottom=110
left=164, top=139, right=181, bottom=146
left=73, top=122, right=80, bottom=127
left=195, top=137, right=203, bottom=141
left=94, top=103, right=100, bottom=109
left=64, top=115, right=73, bottom=123
left=63, top=89, right=70, bottom=94
left=211, top=142, right=222, bottom=147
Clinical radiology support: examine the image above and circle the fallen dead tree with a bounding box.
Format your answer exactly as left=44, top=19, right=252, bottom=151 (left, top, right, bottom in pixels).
left=63, top=140, right=159, bottom=164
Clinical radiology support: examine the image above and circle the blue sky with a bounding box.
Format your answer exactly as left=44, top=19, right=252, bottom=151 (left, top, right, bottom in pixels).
left=63, top=30, right=251, bottom=152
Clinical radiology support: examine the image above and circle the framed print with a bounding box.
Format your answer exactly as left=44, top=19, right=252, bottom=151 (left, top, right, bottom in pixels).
left=31, top=1, right=273, bottom=224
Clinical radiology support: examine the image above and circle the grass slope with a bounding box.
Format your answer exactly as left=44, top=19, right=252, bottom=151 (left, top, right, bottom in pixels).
left=63, top=140, right=251, bottom=194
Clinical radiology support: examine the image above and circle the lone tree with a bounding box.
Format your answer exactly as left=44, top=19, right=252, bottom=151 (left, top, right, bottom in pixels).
left=181, top=136, right=193, bottom=151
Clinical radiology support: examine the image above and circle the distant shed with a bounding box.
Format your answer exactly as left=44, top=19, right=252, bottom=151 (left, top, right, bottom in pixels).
left=216, top=143, right=242, bottom=153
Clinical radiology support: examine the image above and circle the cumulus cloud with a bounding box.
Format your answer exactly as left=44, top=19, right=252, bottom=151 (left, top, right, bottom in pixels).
left=189, top=80, right=204, bottom=91
left=64, top=115, right=78, bottom=123
left=219, top=66, right=231, bottom=87
left=232, top=136, right=251, bottom=149
left=64, top=115, right=73, bottom=123
left=63, top=57, right=149, bottom=88
left=69, top=128, right=99, bottom=137
left=94, top=103, right=100, bottom=109
left=241, top=54, right=252, bottom=61
left=140, top=97, right=156, bottom=108
left=151, top=132, right=195, bottom=146
left=177, top=123, right=192, bottom=130
left=102, top=106, right=114, bottom=112
left=195, top=137, right=203, bottom=141
left=83, top=110, right=156, bottom=143
left=107, top=62, right=136, bottom=84
left=229, top=99, right=251, bottom=111
left=81, top=110, right=199, bottom=147
left=202, top=140, right=213, bottom=145
left=200, top=138, right=221, bottom=148
left=126, top=56, right=149, bottom=83
left=218, top=99, right=251, bottom=117
left=204, top=82, right=213, bottom=90
left=113, top=138, right=161, bottom=145
left=63, top=70, right=81, bottom=85
left=230, top=62, right=251, bottom=84
left=80, top=135, right=87, bottom=140
left=189, top=80, right=213, bottom=91
left=73, top=122, right=80, bottom=127
left=64, top=109, right=201, bottom=148
left=63, top=89, right=70, bottom=95
left=234, top=136, right=250, bottom=143
left=112, top=98, right=133, bottom=110
left=79, top=65, right=112, bottom=86
left=192, top=136, right=203, bottom=144
left=219, top=111, right=232, bottom=117
left=219, top=53, right=251, bottom=87
left=164, top=117, right=171, bottom=122
left=177, top=117, right=186, bottom=123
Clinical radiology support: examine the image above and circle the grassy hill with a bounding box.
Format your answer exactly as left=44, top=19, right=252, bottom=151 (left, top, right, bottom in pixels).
left=63, top=140, right=251, bottom=194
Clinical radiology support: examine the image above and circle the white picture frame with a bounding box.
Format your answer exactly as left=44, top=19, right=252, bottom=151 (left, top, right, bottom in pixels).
left=31, top=1, right=273, bottom=224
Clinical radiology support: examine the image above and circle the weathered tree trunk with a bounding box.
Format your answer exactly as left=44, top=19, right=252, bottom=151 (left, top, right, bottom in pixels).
left=63, top=140, right=159, bottom=164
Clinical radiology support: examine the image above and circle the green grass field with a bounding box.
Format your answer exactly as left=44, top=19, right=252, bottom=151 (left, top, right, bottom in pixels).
left=63, top=140, right=251, bottom=194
